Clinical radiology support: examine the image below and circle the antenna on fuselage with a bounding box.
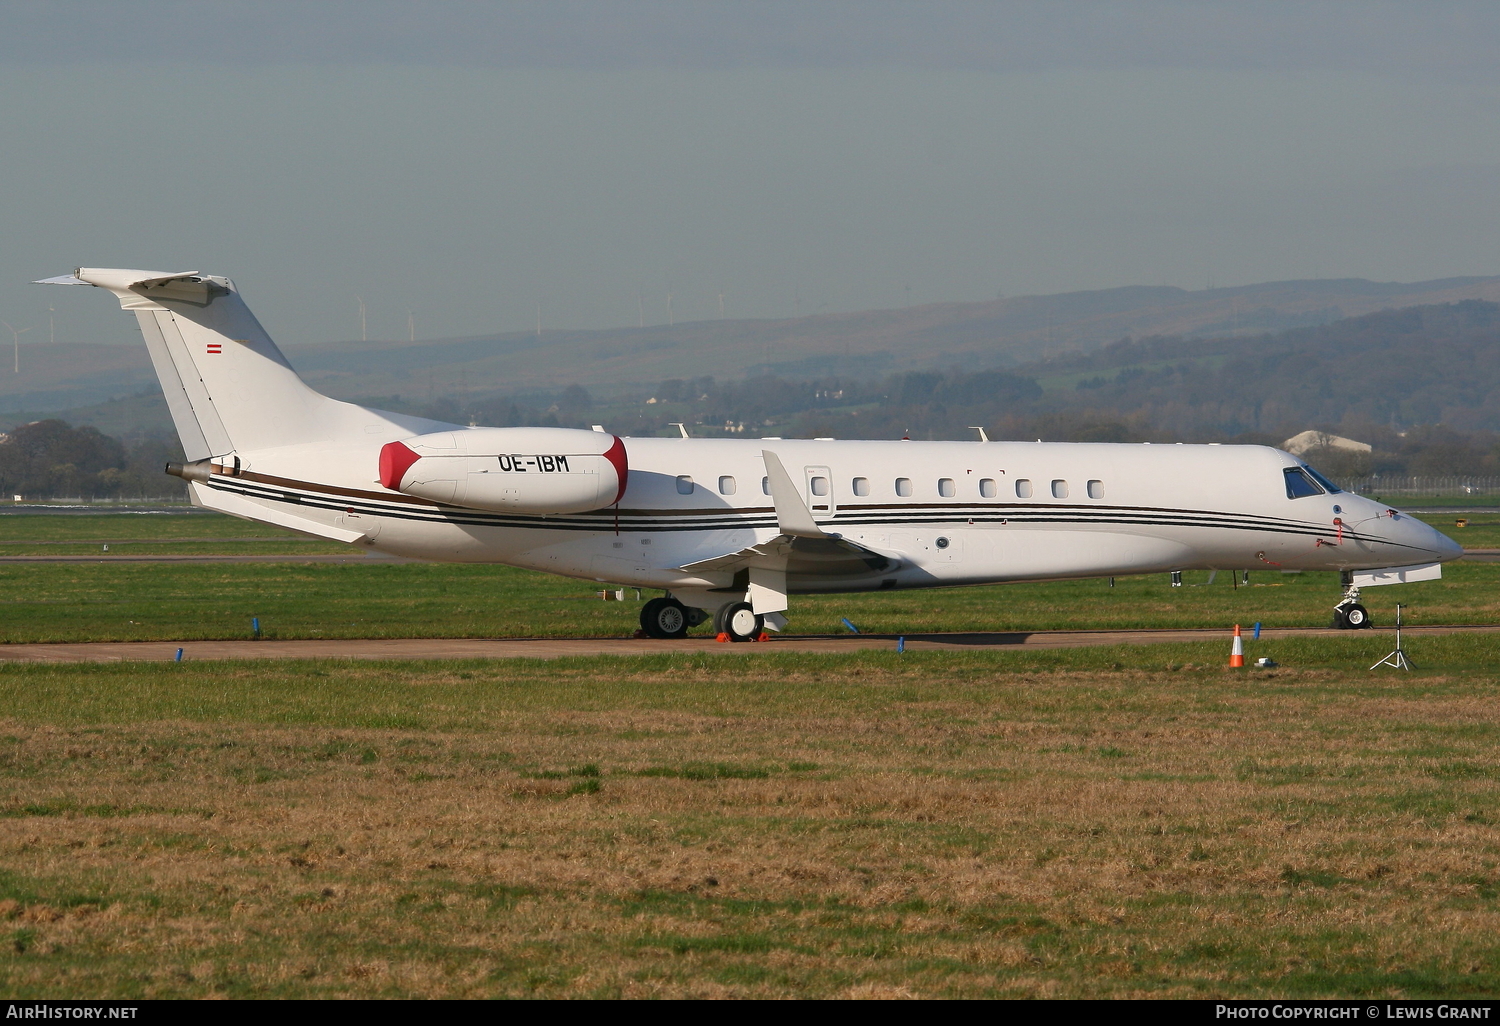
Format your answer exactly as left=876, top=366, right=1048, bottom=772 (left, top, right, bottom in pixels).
left=968, top=426, right=989, bottom=442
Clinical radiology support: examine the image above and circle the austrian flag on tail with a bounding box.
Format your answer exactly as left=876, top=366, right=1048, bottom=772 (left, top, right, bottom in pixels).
left=206, top=342, right=222, bottom=354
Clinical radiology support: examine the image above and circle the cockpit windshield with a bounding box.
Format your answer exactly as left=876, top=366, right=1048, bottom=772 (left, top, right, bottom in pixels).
left=1300, top=463, right=1342, bottom=494
left=1284, top=467, right=1324, bottom=499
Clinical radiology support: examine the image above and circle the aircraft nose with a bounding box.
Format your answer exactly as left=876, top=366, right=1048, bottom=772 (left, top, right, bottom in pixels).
left=1434, top=527, right=1465, bottom=560
left=1407, top=517, right=1465, bottom=562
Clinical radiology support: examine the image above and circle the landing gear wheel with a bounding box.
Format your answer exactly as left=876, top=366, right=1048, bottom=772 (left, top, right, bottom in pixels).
left=640, top=597, right=690, bottom=639
left=1331, top=603, right=1372, bottom=630
left=719, top=601, right=763, bottom=642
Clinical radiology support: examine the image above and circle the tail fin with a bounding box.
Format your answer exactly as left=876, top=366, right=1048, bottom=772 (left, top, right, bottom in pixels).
left=42, top=268, right=339, bottom=461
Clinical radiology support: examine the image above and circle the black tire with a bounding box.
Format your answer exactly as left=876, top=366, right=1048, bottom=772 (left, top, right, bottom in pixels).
left=1330, top=607, right=1349, bottom=630
left=720, top=601, right=763, bottom=642
left=711, top=602, right=733, bottom=635
left=1344, top=603, right=1372, bottom=629
left=640, top=597, right=689, bottom=639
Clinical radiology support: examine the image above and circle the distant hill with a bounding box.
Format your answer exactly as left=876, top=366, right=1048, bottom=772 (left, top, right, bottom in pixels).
left=1013, top=299, right=1500, bottom=437
left=4, top=275, right=1499, bottom=432
left=9, top=296, right=1500, bottom=478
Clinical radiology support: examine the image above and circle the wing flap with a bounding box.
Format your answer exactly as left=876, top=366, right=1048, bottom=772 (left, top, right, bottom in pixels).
left=681, top=534, right=894, bottom=578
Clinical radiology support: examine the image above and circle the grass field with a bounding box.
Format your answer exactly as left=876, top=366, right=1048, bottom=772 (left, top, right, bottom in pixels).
left=1, top=645, right=1499, bottom=998
left=0, top=512, right=346, bottom=558
left=0, top=512, right=1493, bottom=644
left=1, top=511, right=1496, bottom=998
left=0, top=561, right=1495, bottom=643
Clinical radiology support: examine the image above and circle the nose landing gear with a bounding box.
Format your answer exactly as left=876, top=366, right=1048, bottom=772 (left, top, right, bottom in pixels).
left=1332, top=576, right=1373, bottom=630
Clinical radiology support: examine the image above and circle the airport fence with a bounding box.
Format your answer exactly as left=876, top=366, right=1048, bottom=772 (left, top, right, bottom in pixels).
left=1336, top=476, right=1500, bottom=497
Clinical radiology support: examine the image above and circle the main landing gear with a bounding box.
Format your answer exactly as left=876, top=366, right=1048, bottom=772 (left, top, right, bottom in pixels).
left=638, top=597, right=709, bottom=639
left=637, top=596, right=764, bottom=641
left=714, top=601, right=764, bottom=643
left=1332, top=575, right=1372, bottom=630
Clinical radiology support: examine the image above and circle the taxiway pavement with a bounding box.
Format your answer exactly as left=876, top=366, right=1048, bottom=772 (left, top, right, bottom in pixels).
left=1, top=625, right=1497, bottom=663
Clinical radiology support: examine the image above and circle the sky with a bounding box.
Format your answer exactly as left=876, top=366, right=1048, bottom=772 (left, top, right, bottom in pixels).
left=3, top=0, right=1500, bottom=347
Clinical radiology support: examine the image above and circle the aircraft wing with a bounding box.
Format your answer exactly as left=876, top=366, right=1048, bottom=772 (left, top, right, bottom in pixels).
left=679, top=532, right=893, bottom=578
left=678, top=449, right=894, bottom=578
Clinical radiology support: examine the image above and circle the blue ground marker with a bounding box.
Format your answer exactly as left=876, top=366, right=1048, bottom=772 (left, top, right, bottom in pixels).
left=897, top=636, right=905, bottom=653
left=252, top=617, right=261, bottom=637
left=174, top=648, right=183, bottom=662
left=1253, top=622, right=1262, bottom=640
left=841, top=618, right=860, bottom=634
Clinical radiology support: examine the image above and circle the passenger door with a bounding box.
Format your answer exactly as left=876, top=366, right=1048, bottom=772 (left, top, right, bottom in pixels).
left=804, top=465, right=836, bottom=523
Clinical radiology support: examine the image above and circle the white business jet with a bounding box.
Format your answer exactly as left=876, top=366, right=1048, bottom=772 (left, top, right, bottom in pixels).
left=38, top=268, right=1463, bottom=640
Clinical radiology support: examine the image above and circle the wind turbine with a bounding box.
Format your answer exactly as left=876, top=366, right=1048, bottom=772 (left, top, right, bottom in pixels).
left=3, top=322, right=33, bottom=374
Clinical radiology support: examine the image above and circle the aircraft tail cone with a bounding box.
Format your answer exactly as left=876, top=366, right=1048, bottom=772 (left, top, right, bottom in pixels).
left=1229, top=624, right=1245, bottom=668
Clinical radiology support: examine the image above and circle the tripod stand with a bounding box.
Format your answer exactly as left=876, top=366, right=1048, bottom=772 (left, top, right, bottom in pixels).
left=1371, top=603, right=1413, bottom=670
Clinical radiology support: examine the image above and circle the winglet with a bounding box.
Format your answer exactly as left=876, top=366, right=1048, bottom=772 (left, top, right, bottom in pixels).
left=761, top=450, right=826, bottom=538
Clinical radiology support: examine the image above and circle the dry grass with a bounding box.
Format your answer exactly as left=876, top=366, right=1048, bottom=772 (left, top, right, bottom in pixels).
left=1, top=651, right=1498, bottom=998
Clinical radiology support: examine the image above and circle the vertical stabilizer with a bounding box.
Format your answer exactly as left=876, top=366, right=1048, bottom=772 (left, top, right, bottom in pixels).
left=56, top=269, right=342, bottom=459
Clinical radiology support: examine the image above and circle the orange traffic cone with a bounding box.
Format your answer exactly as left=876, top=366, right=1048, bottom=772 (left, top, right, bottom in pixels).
left=1229, top=624, right=1245, bottom=667
left=715, top=632, right=730, bottom=643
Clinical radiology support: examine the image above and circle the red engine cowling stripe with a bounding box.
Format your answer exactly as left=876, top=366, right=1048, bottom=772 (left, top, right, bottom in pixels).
left=378, top=441, right=422, bottom=490
left=603, top=436, right=629, bottom=504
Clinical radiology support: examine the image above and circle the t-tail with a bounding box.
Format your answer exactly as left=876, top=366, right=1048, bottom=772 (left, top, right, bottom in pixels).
left=35, top=268, right=629, bottom=545
left=37, top=268, right=359, bottom=458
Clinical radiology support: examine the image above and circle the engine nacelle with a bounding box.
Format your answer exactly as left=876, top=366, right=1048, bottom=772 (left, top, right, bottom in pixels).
left=379, top=427, right=627, bottom=514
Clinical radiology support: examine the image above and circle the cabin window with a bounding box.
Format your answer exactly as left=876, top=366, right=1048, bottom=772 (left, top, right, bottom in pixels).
left=1051, top=479, right=1069, bottom=499
left=979, top=478, right=997, bottom=498
left=718, top=476, right=736, bottom=495
left=809, top=476, right=829, bottom=497
left=1015, top=479, right=1033, bottom=498
left=761, top=477, right=770, bottom=495
left=1087, top=479, right=1104, bottom=499
left=676, top=475, right=694, bottom=495
left=1284, top=467, right=1323, bottom=499
left=852, top=477, right=870, bottom=496
left=895, top=477, right=913, bottom=497
left=938, top=478, right=955, bottom=497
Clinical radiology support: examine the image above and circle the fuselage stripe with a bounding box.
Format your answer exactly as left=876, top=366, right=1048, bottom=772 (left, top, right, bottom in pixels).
left=204, top=477, right=1400, bottom=547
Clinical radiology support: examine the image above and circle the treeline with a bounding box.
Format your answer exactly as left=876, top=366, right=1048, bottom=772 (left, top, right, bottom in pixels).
left=13, top=298, right=1500, bottom=496
left=361, top=369, right=1500, bottom=479
left=0, top=420, right=185, bottom=500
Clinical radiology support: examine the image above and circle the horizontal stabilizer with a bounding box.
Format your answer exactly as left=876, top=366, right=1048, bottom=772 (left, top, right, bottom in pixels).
left=192, top=482, right=368, bottom=544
